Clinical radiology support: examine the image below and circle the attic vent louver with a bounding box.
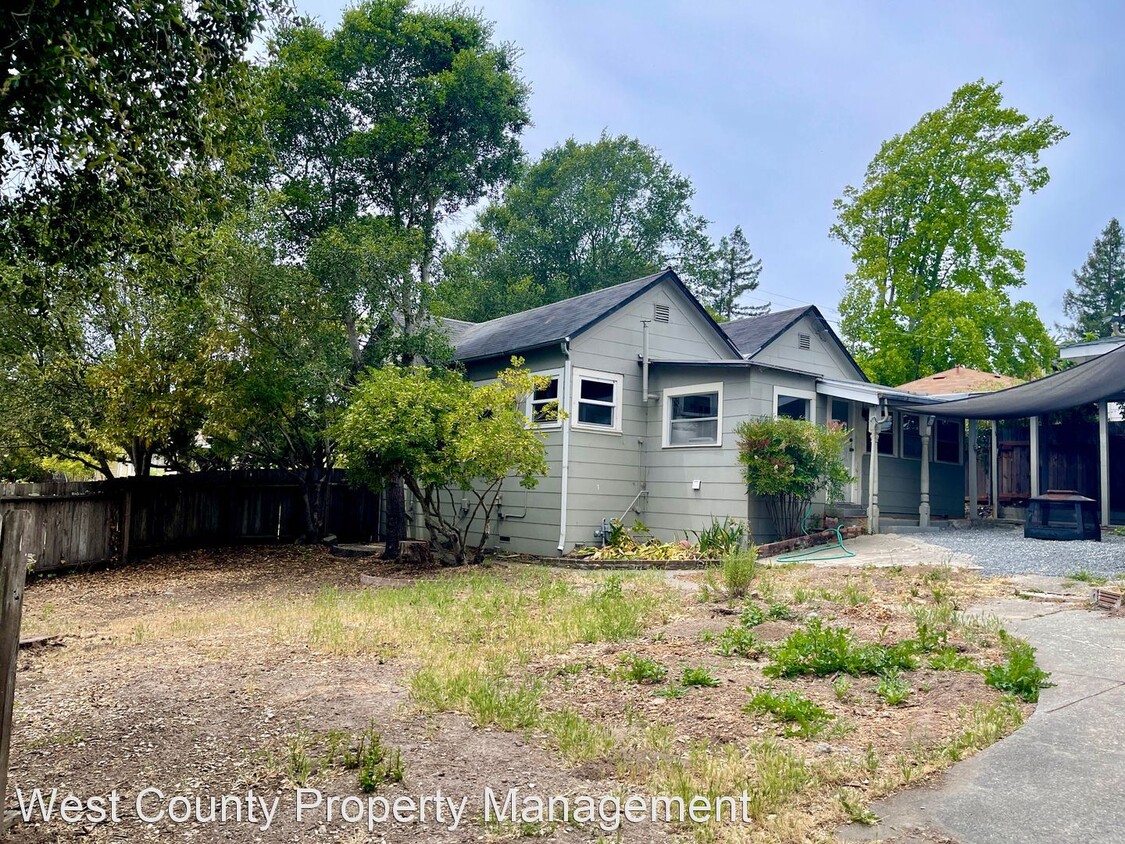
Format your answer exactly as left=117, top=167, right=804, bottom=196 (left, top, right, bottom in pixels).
left=653, top=303, right=671, bottom=323
left=798, top=332, right=811, bottom=351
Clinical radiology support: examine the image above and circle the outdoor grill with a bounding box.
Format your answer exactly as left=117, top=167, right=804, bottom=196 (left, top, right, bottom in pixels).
left=1024, top=490, right=1101, bottom=541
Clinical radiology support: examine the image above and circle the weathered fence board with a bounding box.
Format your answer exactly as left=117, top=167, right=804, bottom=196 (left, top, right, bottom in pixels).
left=1, top=510, right=32, bottom=831
left=0, top=471, right=380, bottom=573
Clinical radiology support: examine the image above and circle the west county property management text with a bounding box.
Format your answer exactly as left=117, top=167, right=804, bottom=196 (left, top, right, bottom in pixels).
left=15, top=787, right=760, bottom=832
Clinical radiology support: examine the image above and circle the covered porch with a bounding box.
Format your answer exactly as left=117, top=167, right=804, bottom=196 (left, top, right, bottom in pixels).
left=895, top=343, right=1125, bottom=533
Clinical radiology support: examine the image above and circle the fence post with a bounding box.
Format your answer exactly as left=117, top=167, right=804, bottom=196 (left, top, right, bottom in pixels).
left=1, top=510, right=31, bottom=833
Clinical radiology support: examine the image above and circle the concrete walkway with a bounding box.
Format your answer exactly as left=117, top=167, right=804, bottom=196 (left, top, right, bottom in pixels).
left=768, top=533, right=979, bottom=570
left=838, top=598, right=1125, bottom=844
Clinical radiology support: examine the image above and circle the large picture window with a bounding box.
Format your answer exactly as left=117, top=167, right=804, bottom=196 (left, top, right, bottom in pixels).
left=525, top=370, right=562, bottom=426
left=663, top=383, right=722, bottom=447
left=934, top=418, right=962, bottom=464
left=572, top=369, right=623, bottom=432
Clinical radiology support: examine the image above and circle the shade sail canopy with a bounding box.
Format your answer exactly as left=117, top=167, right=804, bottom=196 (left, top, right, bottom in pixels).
left=897, top=344, right=1125, bottom=419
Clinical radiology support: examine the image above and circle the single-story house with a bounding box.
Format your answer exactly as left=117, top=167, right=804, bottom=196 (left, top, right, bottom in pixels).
left=425, top=269, right=969, bottom=555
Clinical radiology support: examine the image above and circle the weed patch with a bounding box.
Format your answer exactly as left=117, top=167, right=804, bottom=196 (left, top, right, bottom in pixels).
left=984, top=634, right=1053, bottom=703
left=764, top=619, right=917, bottom=679
left=745, top=689, right=834, bottom=738
left=681, top=666, right=721, bottom=688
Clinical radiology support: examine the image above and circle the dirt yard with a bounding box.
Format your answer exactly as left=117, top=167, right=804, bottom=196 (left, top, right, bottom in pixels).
left=6, top=547, right=1034, bottom=843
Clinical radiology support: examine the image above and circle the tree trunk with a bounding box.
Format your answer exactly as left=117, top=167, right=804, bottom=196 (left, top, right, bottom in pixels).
left=383, top=473, right=406, bottom=559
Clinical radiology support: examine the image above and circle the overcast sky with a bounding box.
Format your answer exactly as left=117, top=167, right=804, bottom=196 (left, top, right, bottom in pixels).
left=301, top=0, right=1124, bottom=331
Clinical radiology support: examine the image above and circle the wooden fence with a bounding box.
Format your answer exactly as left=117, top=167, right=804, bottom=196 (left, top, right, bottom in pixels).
left=0, top=470, right=382, bottom=573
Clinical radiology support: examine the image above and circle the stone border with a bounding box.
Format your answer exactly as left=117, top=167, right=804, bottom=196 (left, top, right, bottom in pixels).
left=756, top=525, right=865, bottom=560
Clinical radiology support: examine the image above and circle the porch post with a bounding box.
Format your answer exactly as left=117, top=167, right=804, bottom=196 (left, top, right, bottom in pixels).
left=990, top=421, right=999, bottom=520
left=1029, top=416, right=1040, bottom=498
left=868, top=412, right=881, bottom=534
left=1099, top=401, right=1110, bottom=527
left=967, top=419, right=979, bottom=520
left=919, top=415, right=933, bottom=528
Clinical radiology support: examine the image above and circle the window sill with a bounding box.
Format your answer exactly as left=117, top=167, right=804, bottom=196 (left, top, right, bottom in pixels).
left=572, top=424, right=623, bottom=435
left=662, top=442, right=722, bottom=449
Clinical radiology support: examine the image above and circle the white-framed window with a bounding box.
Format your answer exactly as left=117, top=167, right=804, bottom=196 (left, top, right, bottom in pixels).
left=663, top=382, right=723, bottom=448
left=572, top=368, right=623, bottom=432
left=773, top=386, right=816, bottom=421
left=525, top=369, right=563, bottom=427
left=934, top=417, right=962, bottom=464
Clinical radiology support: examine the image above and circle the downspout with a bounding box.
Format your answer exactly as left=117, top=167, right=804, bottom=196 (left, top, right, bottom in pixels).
left=557, top=339, right=573, bottom=553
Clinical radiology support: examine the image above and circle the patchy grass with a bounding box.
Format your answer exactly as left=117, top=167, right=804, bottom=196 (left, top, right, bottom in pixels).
left=15, top=546, right=1039, bottom=844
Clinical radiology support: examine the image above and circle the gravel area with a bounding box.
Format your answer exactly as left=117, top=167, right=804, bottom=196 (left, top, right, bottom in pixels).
left=917, top=525, right=1125, bottom=578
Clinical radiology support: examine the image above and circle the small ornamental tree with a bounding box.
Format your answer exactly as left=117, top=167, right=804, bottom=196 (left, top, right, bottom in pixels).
left=334, top=363, right=550, bottom=565
left=736, top=417, right=852, bottom=539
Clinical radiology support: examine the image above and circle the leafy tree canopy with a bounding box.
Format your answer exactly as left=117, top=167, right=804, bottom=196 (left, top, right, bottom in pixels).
left=831, top=80, right=1065, bottom=385
left=436, top=133, right=714, bottom=321
left=1062, top=218, right=1125, bottom=340
left=0, top=0, right=275, bottom=279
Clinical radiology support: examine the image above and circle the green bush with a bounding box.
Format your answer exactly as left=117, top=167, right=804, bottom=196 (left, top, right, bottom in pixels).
left=735, top=415, right=852, bottom=539
left=618, top=654, right=668, bottom=684
left=984, top=634, right=1053, bottom=703
left=721, top=547, right=759, bottom=598
left=744, top=689, right=835, bottom=738
left=764, top=619, right=918, bottom=679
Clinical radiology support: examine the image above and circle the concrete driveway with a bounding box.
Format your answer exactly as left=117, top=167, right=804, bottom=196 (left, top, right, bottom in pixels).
left=838, top=598, right=1125, bottom=844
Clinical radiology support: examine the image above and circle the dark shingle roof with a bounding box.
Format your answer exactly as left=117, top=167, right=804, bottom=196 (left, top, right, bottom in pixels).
left=721, top=307, right=812, bottom=357
left=448, top=270, right=725, bottom=362
left=722, top=305, right=869, bottom=382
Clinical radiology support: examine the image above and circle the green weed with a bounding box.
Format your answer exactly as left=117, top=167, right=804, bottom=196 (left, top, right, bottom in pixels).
left=744, top=689, right=834, bottom=738
left=984, top=634, right=1053, bottom=703
left=875, top=672, right=912, bottom=705
left=618, top=654, right=668, bottom=684
left=715, top=626, right=762, bottom=658
left=681, top=666, right=721, bottom=688
left=721, top=547, right=759, bottom=599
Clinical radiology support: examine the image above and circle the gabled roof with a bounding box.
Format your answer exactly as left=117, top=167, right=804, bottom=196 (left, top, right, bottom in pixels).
left=896, top=366, right=1023, bottom=396
left=721, top=305, right=869, bottom=382
left=446, top=269, right=741, bottom=363
left=722, top=306, right=812, bottom=357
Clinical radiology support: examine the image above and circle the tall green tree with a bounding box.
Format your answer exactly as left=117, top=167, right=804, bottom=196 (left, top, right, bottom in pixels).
left=831, top=80, right=1065, bottom=385
left=252, top=0, right=529, bottom=548
left=691, top=226, right=768, bottom=321
left=0, top=0, right=275, bottom=286
left=437, top=133, right=711, bottom=321
left=1062, top=218, right=1125, bottom=340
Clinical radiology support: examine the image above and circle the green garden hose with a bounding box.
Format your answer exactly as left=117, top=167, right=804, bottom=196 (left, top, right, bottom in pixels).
left=775, top=505, right=856, bottom=563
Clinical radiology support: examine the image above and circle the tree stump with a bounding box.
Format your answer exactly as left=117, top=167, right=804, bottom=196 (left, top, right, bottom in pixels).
left=397, top=539, right=433, bottom=567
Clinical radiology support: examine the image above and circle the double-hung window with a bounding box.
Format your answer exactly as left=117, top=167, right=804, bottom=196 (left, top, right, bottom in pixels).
left=900, top=414, right=923, bottom=459
left=572, top=369, right=623, bottom=432
left=663, top=383, right=722, bottom=447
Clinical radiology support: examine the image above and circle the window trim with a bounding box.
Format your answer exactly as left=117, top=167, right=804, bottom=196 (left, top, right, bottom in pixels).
left=662, top=382, right=723, bottom=449
left=773, top=386, right=816, bottom=421
left=571, top=368, right=624, bottom=433
left=933, top=417, right=963, bottom=465
left=524, top=368, right=564, bottom=428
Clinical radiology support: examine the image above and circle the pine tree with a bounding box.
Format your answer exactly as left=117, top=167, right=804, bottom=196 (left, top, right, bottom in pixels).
left=1063, top=218, right=1125, bottom=339
left=696, top=226, right=769, bottom=321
